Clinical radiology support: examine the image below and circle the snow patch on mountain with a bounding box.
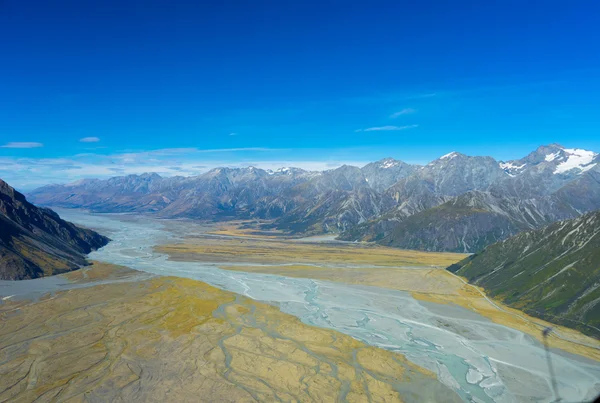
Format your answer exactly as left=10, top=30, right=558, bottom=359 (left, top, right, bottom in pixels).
left=554, top=148, right=597, bottom=174
left=499, top=162, right=526, bottom=170
left=440, top=152, right=459, bottom=160
left=266, top=167, right=303, bottom=175
left=379, top=159, right=400, bottom=169
left=499, top=162, right=526, bottom=177
left=545, top=152, right=561, bottom=162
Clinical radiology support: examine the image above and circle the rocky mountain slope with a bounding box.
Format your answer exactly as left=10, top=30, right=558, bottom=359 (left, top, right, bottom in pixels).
left=360, top=158, right=417, bottom=192
left=29, top=161, right=407, bottom=234
left=0, top=179, right=109, bottom=280
left=341, top=145, right=600, bottom=251
left=28, top=144, right=600, bottom=253
left=447, top=210, right=600, bottom=338
left=338, top=152, right=512, bottom=247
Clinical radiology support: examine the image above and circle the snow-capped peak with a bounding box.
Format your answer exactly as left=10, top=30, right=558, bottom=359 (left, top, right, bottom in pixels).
left=554, top=148, right=598, bottom=174
left=379, top=159, right=400, bottom=169
left=266, top=167, right=295, bottom=175
left=544, top=152, right=561, bottom=162
left=440, top=151, right=459, bottom=160
left=275, top=167, right=293, bottom=175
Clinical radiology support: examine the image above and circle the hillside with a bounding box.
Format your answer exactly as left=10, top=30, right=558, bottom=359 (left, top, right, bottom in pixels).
left=340, top=145, right=600, bottom=251
left=448, top=210, right=600, bottom=338
left=345, top=190, right=578, bottom=252
left=0, top=179, right=109, bottom=280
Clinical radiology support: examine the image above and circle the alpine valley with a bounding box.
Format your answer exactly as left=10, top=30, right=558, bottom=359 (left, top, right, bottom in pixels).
left=6, top=3, right=600, bottom=401
left=29, top=144, right=600, bottom=253
left=2, top=143, right=600, bottom=402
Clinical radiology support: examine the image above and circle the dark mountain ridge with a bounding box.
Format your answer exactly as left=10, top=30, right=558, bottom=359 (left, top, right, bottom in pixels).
left=0, top=179, right=109, bottom=280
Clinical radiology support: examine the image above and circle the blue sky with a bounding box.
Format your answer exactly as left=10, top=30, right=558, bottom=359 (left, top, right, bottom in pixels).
left=1, top=1, right=600, bottom=189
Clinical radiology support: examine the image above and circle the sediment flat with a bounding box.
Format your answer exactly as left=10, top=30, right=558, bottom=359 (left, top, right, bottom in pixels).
left=156, top=235, right=466, bottom=268
left=0, top=263, right=459, bottom=402
left=157, top=235, right=600, bottom=362
left=49, top=210, right=600, bottom=402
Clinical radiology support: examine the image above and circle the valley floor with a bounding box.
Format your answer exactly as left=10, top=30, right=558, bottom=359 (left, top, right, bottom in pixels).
left=0, top=263, right=455, bottom=402
left=157, top=228, right=600, bottom=362
left=2, top=212, right=599, bottom=402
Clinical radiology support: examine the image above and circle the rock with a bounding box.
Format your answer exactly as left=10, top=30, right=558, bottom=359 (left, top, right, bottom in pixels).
left=0, top=178, right=109, bottom=280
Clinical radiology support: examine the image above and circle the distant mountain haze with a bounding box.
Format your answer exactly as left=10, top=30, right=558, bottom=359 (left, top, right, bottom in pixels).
left=28, top=144, right=600, bottom=253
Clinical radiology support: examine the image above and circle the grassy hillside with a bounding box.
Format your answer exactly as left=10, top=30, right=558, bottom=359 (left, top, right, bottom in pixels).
left=448, top=210, right=600, bottom=338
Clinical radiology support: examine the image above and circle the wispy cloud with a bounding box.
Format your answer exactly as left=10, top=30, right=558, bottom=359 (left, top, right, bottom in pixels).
left=112, top=147, right=276, bottom=162
left=1, top=142, right=44, bottom=148
left=229, top=132, right=237, bottom=136
left=196, top=147, right=273, bottom=153
left=80, top=137, right=100, bottom=143
left=356, top=125, right=419, bottom=132
left=390, top=108, right=416, bottom=118
left=0, top=146, right=282, bottom=188
left=411, top=92, right=437, bottom=99
left=341, top=91, right=438, bottom=105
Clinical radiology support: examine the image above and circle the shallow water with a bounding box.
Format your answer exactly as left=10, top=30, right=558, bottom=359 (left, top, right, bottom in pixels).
left=20, top=210, right=600, bottom=402
left=0, top=275, right=71, bottom=301
left=291, top=234, right=342, bottom=242
left=0, top=268, right=153, bottom=301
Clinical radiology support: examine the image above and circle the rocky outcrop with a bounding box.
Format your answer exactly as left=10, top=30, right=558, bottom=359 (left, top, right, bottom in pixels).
left=0, top=179, right=109, bottom=280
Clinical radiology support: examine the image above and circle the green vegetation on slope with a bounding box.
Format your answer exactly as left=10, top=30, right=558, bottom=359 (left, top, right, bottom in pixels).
left=377, top=202, right=521, bottom=252
left=448, top=210, right=600, bottom=338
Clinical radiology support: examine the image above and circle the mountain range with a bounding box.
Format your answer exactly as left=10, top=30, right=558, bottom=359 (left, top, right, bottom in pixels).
left=448, top=210, right=600, bottom=338
left=0, top=179, right=109, bottom=280
left=28, top=144, right=600, bottom=253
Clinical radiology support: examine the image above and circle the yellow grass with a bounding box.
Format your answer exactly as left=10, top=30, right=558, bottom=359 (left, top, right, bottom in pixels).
left=207, top=220, right=286, bottom=238
left=62, top=261, right=134, bottom=282
left=411, top=271, right=600, bottom=361
left=157, top=236, right=467, bottom=267
left=221, top=264, right=462, bottom=295
left=0, top=263, right=458, bottom=402
left=156, top=236, right=600, bottom=362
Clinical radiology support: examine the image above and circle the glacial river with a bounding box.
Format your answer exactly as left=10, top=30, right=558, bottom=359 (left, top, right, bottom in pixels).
left=30, top=211, right=600, bottom=402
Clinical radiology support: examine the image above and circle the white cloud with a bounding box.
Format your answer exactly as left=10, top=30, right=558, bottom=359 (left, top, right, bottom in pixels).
left=390, top=108, right=416, bottom=118
left=356, top=124, right=419, bottom=132
left=1, top=142, right=44, bottom=148
left=229, top=132, right=237, bottom=136
left=80, top=137, right=100, bottom=143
